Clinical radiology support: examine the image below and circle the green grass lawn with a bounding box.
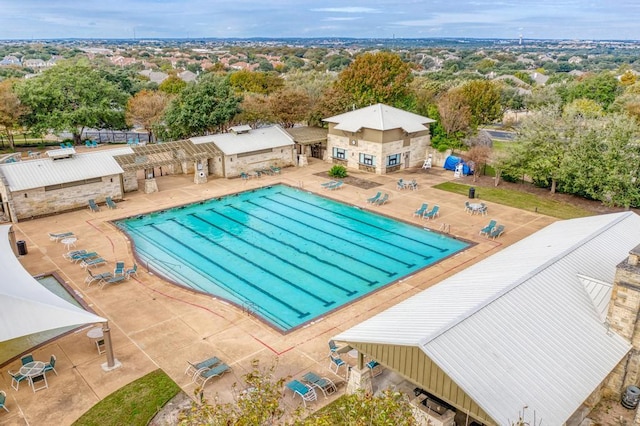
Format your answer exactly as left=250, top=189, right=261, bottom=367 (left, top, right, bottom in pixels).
left=72, top=369, right=181, bottom=426
left=433, top=182, right=594, bottom=220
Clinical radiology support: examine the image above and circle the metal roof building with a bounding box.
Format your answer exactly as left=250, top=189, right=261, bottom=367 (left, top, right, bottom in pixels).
left=323, top=103, right=435, bottom=133
left=190, top=125, right=294, bottom=156
left=334, top=211, right=640, bottom=425
left=0, top=148, right=132, bottom=192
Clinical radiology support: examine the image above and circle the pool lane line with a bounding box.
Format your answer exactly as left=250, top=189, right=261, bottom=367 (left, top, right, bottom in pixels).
left=248, top=198, right=419, bottom=268
left=149, top=223, right=312, bottom=318
left=189, top=212, right=357, bottom=296
left=167, top=218, right=336, bottom=308
left=209, top=206, right=377, bottom=288
left=236, top=202, right=399, bottom=278
left=276, top=191, right=449, bottom=253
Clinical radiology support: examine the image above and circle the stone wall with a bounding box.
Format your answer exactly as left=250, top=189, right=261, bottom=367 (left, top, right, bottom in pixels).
left=122, top=171, right=138, bottom=192
left=605, top=249, right=640, bottom=397
left=326, top=132, right=431, bottom=174
left=215, top=147, right=295, bottom=178
left=10, top=175, right=123, bottom=220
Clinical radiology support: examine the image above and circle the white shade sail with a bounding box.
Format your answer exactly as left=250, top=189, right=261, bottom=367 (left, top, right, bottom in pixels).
left=0, top=225, right=106, bottom=342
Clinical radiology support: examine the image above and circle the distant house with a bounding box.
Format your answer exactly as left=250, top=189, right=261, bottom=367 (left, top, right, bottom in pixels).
left=0, top=55, right=21, bottom=66
left=139, top=69, right=168, bottom=84
left=323, top=104, right=434, bottom=174
left=530, top=72, right=549, bottom=86
left=22, top=59, right=46, bottom=69
left=178, top=70, right=197, bottom=82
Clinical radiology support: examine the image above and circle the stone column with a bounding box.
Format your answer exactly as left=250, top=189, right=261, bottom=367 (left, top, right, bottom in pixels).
left=605, top=244, right=640, bottom=398
left=346, top=367, right=373, bottom=395
left=194, top=161, right=208, bottom=184
left=144, top=178, right=158, bottom=194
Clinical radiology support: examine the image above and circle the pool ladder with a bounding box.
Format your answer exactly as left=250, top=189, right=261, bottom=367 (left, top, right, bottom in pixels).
left=242, top=301, right=257, bottom=316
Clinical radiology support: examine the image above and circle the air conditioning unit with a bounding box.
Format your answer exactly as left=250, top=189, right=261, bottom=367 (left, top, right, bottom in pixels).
left=351, top=140, right=357, bottom=145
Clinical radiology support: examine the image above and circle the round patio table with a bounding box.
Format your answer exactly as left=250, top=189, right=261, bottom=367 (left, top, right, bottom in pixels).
left=60, top=237, right=77, bottom=250
left=86, top=326, right=103, bottom=340
left=19, top=361, right=45, bottom=378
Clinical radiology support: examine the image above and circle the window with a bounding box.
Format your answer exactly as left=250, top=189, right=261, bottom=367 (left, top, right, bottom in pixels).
left=333, top=147, right=347, bottom=160
left=359, top=153, right=375, bottom=166
left=387, top=154, right=401, bottom=166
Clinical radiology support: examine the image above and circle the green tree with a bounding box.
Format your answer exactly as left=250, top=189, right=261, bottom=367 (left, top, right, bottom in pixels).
left=126, top=90, right=170, bottom=143
left=16, top=59, right=129, bottom=144
left=233, top=94, right=274, bottom=128
left=563, top=72, right=621, bottom=110
left=229, top=70, right=285, bottom=95
left=562, top=98, right=603, bottom=119
left=436, top=89, right=471, bottom=138
left=162, top=74, right=241, bottom=139
left=459, top=80, right=502, bottom=127
left=0, top=79, right=28, bottom=149
left=158, top=75, right=187, bottom=95
left=335, top=52, right=414, bottom=109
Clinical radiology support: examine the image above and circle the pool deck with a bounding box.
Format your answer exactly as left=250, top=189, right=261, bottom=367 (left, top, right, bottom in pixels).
left=0, top=158, right=556, bottom=424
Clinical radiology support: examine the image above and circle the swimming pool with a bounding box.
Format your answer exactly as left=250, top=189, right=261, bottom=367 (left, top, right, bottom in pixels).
left=116, top=185, right=470, bottom=332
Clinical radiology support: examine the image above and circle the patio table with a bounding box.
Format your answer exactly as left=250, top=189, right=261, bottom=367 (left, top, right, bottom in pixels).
left=19, top=361, right=47, bottom=392
left=60, top=237, right=77, bottom=250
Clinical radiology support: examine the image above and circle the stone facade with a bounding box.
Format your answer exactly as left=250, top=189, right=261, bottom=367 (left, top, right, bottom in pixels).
left=325, top=126, right=431, bottom=175
left=210, top=147, right=295, bottom=178
left=8, top=175, right=123, bottom=220
left=605, top=246, right=640, bottom=399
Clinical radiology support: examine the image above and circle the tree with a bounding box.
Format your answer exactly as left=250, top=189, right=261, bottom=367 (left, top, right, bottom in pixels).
left=233, top=94, right=274, bottom=128
left=158, top=75, right=187, bottom=95
left=335, top=52, right=414, bottom=109
left=620, top=70, right=637, bottom=86
left=562, top=98, right=603, bottom=119
left=268, top=88, right=312, bottom=128
left=511, top=107, right=574, bottom=193
left=467, top=145, right=492, bottom=182
left=563, top=72, right=621, bottom=110
left=15, top=59, right=129, bottom=144
left=459, top=80, right=502, bottom=127
left=0, top=79, right=28, bottom=149
left=126, top=90, right=170, bottom=143
left=229, top=70, right=285, bottom=95
left=436, top=89, right=471, bottom=138
left=162, top=73, right=241, bottom=139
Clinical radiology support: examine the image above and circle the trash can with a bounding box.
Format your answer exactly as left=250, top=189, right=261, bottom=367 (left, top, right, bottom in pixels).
left=622, top=385, right=640, bottom=409
left=468, top=187, right=476, bottom=199
left=17, top=240, right=27, bottom=255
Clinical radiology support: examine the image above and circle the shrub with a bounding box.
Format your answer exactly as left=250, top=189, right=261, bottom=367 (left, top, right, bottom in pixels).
left=328, top=165, right=348, bottom=178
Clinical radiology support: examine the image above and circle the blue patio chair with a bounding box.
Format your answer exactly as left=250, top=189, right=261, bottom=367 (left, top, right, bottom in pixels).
left=20, top=354, right=33, bottom=365
left=105, top=197, right=117, bottom=209
left=193, top=362, right=231, bottom=388
left=321, top=180, right=337, bottom=188
left=423, top=205, right=440, bottom=220
left=8, top=370, right=27, bottom=391
left=0, top=390, right=8, bottom=412
left=70, top=252, right=99, bottom=263
left=184, top=356, right=221, bottom=379
left=488, top=224, right=505, bottom=240
left=366, top=192, right=381, bottom=204
left=270, top=165, right=281, bottom=175
left=479, top=220, right=497, bottom=236
left=240, top=172, right=249, bottom=180
left=49, top=231, right=74, bottom=241
left=81, top=257, right=107, bottom=269
left=329, top=355, right=346, bottom=376
left=375, top=193, right=389, bottom=206
left=328, top=181, right=344, bottom=191
left=114, top=261, right=125, bottom=277
left=328, top=340, right=340, bottom=355
left=302, top=372, right=337, bottom=398
left=366, top=360, right=383, bottom=377
left=43, top=355, right=58, bottom=376
left=125, top=263, right=138, bottom=279
left=286, top=379, right=318, bottom=407
left=396, top=179, right=406, bottom=190
left=85, top=270, right=114, bottom=286
left=408, top=179, right=418, bottom=190
left=100, top=274, right=127, bottom=289
left=413, top=203, right=428, bottom=217
left=88, top=199, right=100, bottom=212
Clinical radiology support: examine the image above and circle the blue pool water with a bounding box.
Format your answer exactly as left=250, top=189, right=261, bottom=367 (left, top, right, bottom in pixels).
left=115, top=185, right=470, bottom=331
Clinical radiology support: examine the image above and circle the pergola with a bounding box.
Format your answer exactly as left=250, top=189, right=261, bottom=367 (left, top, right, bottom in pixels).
left=113, top=140, right=222, bottom=171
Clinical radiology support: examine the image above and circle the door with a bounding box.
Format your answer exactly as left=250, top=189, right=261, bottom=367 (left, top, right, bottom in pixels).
left=404, top=151, right=410, bottom=168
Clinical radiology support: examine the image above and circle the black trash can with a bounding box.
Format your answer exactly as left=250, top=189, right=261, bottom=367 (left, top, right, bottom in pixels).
left=468, top=187, right=476, bottom=199
left=622, top=385, right=640, bottom=409
left=17, top=240, right=27, bottom=255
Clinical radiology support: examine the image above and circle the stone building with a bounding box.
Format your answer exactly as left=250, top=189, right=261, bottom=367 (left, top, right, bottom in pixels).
left=333, top=212, right=640, bottom=425
left=323, top=104, right=434, bottom=175
left=0, top=147, right=131, bottom=222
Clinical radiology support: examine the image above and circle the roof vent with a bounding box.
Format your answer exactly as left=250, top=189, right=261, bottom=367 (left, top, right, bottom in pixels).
left=46, top=147, right=76, bottom=160
left=230, top=125, right=252, bottom=134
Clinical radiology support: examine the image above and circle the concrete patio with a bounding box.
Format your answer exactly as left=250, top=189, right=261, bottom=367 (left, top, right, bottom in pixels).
left=0, top=157, right=556, bottom=424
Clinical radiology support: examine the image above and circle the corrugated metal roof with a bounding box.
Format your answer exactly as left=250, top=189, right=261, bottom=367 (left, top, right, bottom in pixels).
left=335, top=211, right=640, bottom=425
left=579, top=274, right=612, bottom=322
left=190, top=125, right=294, bottom=155
left=0, top=147, right=132, bottom=191
left=323, top=103, right=435, bottom=133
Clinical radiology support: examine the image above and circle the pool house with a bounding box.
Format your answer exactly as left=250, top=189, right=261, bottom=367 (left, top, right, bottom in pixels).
left=323, top=103, right=435, bottom=175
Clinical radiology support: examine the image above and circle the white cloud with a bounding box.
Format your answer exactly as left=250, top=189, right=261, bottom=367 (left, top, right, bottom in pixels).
left=324, top=17, right=362, bottom=21
left=311, top=7, right=380, bottom=13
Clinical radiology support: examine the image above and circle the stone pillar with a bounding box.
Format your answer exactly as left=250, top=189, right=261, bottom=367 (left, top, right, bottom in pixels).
left=298, top=154, right=308, bottom=167
left=194, top=161, right=208, bottom=184
left=346, top=367, right=373, bottom=395
left=605, top=244, right=640, bottom=398
left=144, top=178, right=158, bottom=194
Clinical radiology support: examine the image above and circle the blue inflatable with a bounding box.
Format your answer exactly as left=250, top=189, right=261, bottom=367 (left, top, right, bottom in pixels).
left=443, top=155, right=471, bottom=175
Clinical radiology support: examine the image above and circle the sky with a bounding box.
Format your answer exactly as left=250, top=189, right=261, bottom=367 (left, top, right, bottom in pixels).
left=1, top=0, right=639, bottom=41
